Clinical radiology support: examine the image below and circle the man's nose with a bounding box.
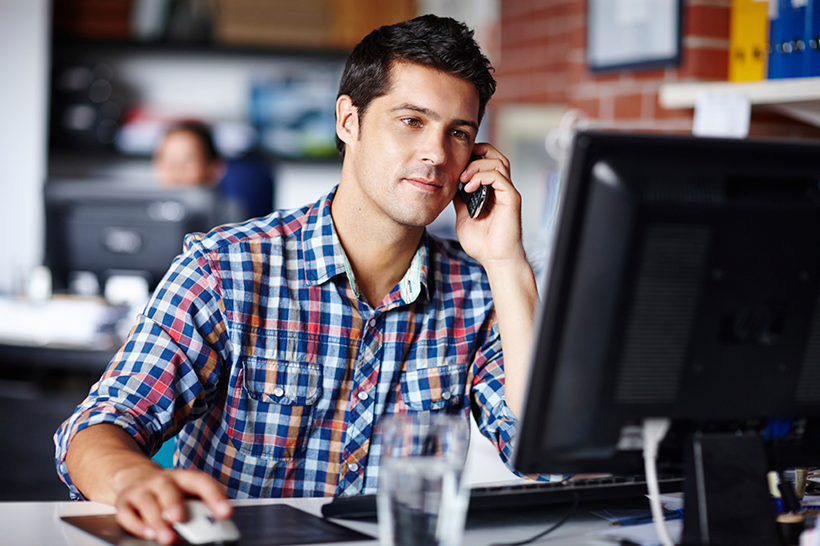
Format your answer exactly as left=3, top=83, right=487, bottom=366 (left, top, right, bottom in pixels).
left=419, top=131, right=448, bottom=166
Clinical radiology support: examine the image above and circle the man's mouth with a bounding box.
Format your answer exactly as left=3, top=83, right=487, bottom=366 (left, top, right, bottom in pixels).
left=404, top=177, right=442, bottom=191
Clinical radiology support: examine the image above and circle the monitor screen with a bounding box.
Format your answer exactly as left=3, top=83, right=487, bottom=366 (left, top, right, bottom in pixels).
left=45, top=180, right=242, bottom=293
left=512, top=132, right=820, bottom=541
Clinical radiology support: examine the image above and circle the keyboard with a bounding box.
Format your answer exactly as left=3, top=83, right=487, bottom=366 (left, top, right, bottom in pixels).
left=321, top=475, right=685, bottom=520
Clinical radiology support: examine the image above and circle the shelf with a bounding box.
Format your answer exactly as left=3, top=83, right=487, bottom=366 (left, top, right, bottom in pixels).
left=659, top=77, right=820, bottom=128
left=51, top=37, right=352, bottom=61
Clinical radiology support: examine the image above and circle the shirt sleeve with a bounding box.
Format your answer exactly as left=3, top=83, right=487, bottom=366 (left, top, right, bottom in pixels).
left=468, top=315, right=568, bottom=483
left=53, top=242, right=231, bottom=499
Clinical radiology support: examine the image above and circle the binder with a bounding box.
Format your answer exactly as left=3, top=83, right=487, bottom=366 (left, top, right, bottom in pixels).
left=807, top=0, right=820, bottom=76
left=768, top=0, right=786, bottom=78
left=729, top=0, right=770, bottom=81
left=769, top=0, right=808, bottom=79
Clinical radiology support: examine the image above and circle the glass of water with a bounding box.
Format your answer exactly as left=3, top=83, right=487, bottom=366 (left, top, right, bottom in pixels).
left=377, top=413, right=470, bottom=546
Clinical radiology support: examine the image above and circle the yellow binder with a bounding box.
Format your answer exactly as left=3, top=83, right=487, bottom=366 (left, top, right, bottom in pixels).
left=729, top=0, right=770, bottom=81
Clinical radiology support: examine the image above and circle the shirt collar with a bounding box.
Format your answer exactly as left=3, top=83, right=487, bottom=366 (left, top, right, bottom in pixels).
left=301, top=187, right=347, bottom=286
left=301, top=186, right=432, bottom=304
left=398, top=235, right=429, bottom=303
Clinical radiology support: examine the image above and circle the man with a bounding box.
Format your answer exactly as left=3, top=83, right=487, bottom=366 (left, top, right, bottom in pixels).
left=55, top=14, right=540, bottom=545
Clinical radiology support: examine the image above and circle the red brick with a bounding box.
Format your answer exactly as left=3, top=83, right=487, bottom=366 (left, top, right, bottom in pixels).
left=501, top=20, right=531, bottom=48
left=499, top=48, right=534, bottom=73
left=587, top=71, right=621, bottom=84
left=503, top=0, right=536, bottom=19
left=530, top=4, right=570, bottom=22
left=569, top=26, right=586, bottom=49
left=538, top=90, right=566, bottom=103
left=561, top=0, right=585, bottom=17
left=640, top=91, right=657, bottom=119
left=494, top=73, right=533, bottom=102
left=530, top=50, right=571, bottom=71
left=532, top=70, right=567, bottom=91
left=598, top=95, right=615, bottom=120
left=571, top=98, right=600, bottom=119
left=628, top=69, right=670, bottom=82
left=679, top=47, right=728, bottom=80
left=532, top=0, right=575, bottom=10
left=613, top=93, right=643, bottom=119
left=652, top=91, right=693, bottom=121
left=531, top=8, right=579, bottom=31
left=684, top=5, right=730, bottom=40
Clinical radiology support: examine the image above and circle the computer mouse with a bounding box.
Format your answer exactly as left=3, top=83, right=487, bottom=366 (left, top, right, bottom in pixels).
left=171, top=500, right=241, bottom=545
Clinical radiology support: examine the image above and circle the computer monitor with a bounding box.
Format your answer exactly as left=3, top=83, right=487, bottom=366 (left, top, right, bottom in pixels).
left=513, top=132, right=820, bottom=544
left=44, top=179, right=242, bottom=294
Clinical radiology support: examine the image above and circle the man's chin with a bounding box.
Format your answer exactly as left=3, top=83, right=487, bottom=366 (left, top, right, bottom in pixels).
left=388, top=202, right=448, bottom=229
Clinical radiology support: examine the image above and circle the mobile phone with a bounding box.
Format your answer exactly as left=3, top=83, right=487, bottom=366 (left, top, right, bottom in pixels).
left=458, top=155, right=490, bottom=219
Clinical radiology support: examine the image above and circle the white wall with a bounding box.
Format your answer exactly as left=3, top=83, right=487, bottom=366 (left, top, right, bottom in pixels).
left=0, top=0, right=50, bottom=294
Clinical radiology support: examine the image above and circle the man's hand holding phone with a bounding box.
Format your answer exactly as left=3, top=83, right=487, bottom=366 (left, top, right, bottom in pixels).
left=454, top=143, right=525, bottom=268
left=458, top=155, right=489, bottom=219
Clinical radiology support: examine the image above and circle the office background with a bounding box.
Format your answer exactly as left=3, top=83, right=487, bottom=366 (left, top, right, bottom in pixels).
left=1, top=0, right=820, bottom=501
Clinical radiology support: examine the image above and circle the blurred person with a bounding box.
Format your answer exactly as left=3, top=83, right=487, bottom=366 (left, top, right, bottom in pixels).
left=154, top=122, right=274, bottom=218
left=56, top=14, right=544, bottom=544
left=153, top=122, right=223, bottom=188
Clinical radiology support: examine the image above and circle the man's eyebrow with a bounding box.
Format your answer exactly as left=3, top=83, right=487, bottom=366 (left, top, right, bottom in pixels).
left=391, top=103, right=479, bottom=131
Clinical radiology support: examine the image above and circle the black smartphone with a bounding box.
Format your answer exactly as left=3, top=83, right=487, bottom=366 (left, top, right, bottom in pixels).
left=458, top=155, right=490, bottom=219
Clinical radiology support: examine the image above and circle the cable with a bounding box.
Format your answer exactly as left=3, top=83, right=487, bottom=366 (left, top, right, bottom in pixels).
left=642, top=418, right=675, bottom=546
left=487, top=495, right=580, bottom=546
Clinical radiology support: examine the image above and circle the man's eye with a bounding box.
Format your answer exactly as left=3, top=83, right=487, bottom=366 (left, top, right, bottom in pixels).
left=402, top=118, right=422, bottom=127
left=451, top=129, right=470, bottom=140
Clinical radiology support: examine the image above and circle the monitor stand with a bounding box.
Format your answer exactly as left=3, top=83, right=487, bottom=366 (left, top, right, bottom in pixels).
left=680, top=431, right=785, bottom=546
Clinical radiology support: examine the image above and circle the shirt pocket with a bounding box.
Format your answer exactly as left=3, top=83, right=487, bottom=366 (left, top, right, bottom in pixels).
left=226, top=355, right=322, bottom=461
left=401, top=362, right=467, bottom=411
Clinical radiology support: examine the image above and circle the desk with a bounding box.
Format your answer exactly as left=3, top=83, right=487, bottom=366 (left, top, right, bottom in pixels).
left=0, top=497, right=623, bottom=546
left=0, top=297, right=124, bottom=501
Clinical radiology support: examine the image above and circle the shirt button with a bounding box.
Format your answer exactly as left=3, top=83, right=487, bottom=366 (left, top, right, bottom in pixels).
left=441, top=391, right=452, bottom=400
left=357, top=391, right=369, bottom=401
left=273, top=387, right=285, bottom=397
left=349, top=462, right=360, bottom=472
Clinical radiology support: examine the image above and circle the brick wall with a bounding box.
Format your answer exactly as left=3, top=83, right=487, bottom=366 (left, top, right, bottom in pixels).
left=494, top=0, right=820, bottom=139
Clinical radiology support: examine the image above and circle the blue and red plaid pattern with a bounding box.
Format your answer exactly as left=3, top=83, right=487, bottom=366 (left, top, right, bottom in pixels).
left=55, top=186, right=524, bottom=499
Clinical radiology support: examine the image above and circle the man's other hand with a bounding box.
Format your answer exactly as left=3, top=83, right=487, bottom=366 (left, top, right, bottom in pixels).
left=65, top=424, right=232, bottom=545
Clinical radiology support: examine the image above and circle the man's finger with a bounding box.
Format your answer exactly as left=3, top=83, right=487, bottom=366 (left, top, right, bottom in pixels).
left=116, top=497, right=175, bottom=545
left=130, top=490, right=178, bottom=545
left=171, top=469, right=233, bottom=519
left=151, top=475, right=187, bottom=523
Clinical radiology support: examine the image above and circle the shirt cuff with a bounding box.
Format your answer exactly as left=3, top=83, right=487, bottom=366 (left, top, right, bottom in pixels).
left=54, top=406, right=151, bottom=499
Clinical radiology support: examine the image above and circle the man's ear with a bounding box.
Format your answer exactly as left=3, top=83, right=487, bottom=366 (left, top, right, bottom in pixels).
left=336, top=95, right=358, bottom=149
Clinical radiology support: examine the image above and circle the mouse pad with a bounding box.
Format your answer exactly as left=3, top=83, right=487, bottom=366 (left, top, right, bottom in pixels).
left=61, top=504, right=376, bottom=545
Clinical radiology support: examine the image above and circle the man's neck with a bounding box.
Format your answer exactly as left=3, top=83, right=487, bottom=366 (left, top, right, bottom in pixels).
left=331, top=184, right=423, bottom=307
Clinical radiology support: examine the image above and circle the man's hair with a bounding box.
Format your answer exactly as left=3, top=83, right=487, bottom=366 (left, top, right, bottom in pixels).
left=335, top=14, right=496, bottom=157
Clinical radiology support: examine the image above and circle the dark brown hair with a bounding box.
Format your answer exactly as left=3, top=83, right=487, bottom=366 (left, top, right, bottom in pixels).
left=336, top=14, right=496, bottom=157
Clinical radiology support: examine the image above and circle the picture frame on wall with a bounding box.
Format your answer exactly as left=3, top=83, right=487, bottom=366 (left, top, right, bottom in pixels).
left=587, top=0, right=683, bottom=72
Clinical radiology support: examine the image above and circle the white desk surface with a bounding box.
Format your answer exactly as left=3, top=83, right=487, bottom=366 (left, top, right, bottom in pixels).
left=0, top=497, right=623, bottom=546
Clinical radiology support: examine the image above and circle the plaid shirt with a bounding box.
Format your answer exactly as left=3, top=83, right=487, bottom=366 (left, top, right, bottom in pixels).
left=55, top=187, right=524, bottom=499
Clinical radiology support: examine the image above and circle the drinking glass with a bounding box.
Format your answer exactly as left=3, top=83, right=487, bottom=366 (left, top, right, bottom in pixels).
left=376, top=413, right=470, bottom=546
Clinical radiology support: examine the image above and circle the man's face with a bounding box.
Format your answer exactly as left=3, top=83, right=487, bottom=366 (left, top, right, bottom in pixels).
left=341, top=61, right=480, bottom=228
